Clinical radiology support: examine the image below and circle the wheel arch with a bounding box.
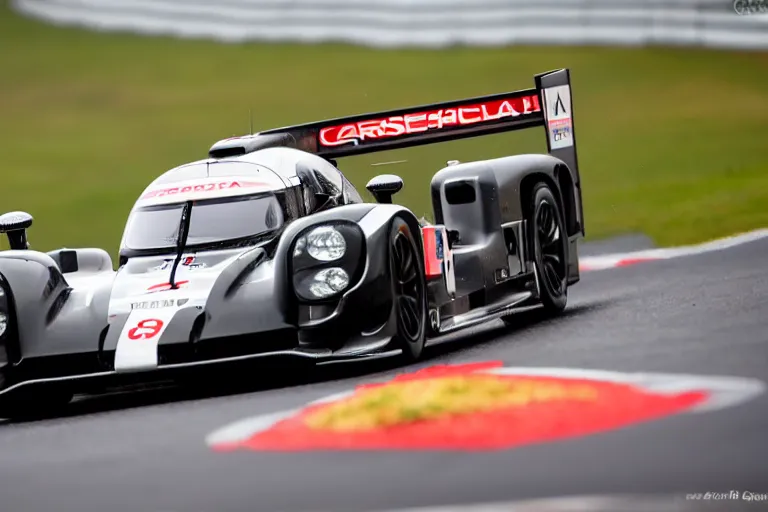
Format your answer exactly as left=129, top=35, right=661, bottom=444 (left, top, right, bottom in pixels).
left=398, top=211, right=427, bottom=264
left=0, top=252, right=70, bottom=365
left=519, top=163, right=577, bottom=237
left=372, top=208, right=428, bottom=362
left=554, top=163, right=578, bottom=237
left=357, top=204, right=426, bottom=264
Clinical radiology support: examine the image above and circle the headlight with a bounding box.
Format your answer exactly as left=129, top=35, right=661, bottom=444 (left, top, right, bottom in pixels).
left=295, top=226, right=346, bottom=262
left=291, top=222, right=365, bottom=302
left=308, top=268, right=350, bottom=299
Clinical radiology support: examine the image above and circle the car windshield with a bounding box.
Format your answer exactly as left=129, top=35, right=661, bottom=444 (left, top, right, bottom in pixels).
left=124, top=193, right=284, bottom=251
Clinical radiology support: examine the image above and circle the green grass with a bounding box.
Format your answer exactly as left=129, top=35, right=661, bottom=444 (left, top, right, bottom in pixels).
left=2, top=1, right=767, bottom=257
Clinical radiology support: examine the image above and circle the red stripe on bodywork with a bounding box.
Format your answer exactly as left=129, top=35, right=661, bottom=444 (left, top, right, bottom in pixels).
left=146, top=280, right=189, bottom=292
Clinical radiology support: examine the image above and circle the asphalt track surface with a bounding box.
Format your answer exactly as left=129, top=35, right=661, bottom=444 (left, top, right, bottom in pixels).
left=0, top=237, right=767, bottom=512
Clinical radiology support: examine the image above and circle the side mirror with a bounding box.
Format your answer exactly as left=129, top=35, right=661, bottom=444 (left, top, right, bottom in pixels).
left=366, top=174, right=404, bottom=204
left=0, top=211, right=33, bottom=250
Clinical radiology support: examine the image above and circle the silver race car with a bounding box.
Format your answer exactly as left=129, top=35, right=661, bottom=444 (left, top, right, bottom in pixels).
left=0, top=68, right=584, bottom=419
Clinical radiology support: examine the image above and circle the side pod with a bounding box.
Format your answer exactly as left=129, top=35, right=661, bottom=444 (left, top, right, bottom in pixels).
left=420, top=224, right=456, bottom=322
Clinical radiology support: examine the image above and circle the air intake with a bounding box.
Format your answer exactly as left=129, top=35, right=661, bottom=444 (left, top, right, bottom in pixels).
left=208, top=132, right=297, bottom=159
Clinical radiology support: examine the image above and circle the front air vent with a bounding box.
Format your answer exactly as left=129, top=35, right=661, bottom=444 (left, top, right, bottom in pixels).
left=445, top=180, right=476, bottom=205
left=208, top=132, right=298, bottom=159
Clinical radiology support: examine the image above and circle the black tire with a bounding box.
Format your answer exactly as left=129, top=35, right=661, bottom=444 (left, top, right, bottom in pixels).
left=528, top=181, right=569, bottom=313
left=0, top=388, right=73, bottom=421
left=388, top=217, right=428, bottom=362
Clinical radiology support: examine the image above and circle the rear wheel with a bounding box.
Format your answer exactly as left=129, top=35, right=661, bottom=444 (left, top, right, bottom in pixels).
left=388, top=217, right=427, bottom=363
left=529, top=182, right=569, bottom=313
left=502, top=181, right=568, bottom=325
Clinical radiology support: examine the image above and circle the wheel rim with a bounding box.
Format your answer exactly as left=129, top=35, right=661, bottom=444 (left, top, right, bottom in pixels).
left=392, top=232, right=424, bottom=342
left=536, top=200, right=566, bottom=296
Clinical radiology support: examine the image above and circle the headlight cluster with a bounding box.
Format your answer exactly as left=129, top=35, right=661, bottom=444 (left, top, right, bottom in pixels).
left=292, top=223, right=365, bottom=301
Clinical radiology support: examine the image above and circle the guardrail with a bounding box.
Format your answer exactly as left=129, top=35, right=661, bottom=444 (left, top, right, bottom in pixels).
left=12, top=0, right=768, bottom=49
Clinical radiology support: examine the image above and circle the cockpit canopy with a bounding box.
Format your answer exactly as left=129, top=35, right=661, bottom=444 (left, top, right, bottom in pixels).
left=122, top=193, right=284, bottom=253
left=118, top=148, right=364, bottom=261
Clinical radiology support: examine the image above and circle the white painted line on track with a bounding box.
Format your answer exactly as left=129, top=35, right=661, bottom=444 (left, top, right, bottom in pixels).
left=579, top=228, right=768, bottom=271
left=366, top=494, right=738, bottom=512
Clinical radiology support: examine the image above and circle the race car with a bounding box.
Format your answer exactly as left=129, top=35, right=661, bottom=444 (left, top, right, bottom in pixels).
left=0, top=68, right=584, bottom=418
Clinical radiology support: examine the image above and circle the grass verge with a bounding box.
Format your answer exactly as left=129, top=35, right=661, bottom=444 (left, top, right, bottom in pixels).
left=2, top=2, right=767, bottom=256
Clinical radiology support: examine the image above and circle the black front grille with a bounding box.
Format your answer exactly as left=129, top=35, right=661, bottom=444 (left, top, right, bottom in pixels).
left=4, top=352, right=108, bottom=386
left=158, top=329, right=298, bottom=366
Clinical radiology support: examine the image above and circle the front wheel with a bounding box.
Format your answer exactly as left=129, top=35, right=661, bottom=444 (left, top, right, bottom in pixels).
left=388, top=217, right=428, bottom=363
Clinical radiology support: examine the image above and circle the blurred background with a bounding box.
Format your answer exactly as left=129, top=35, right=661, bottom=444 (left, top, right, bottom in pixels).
left=2, top=0, right=767, bottom=258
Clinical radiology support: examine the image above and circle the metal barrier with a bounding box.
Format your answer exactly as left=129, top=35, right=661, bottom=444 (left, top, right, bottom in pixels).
left=11, top=0, right=768, bottom=49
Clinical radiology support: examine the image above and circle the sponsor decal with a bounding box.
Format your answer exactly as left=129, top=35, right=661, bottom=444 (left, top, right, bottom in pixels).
left=553, top=92, right=566, bottom=116
left=550, top=118, right=571, bottom=144
left=319, top=95, right=541, bottom=147
left=130, top=298, right=189, bottom=310
left=421, top=226, right=444, bottom=278
left=206, top=361, right=764, bottom=452
left=151, top=256, right=206, bottom=272
left=151, top=261, right=170, bottom=272
left=421, top=225, right=455, bottom=295
left=543, top=85, right=573, bottom=150
left=140, top=180, right=269, bottom=201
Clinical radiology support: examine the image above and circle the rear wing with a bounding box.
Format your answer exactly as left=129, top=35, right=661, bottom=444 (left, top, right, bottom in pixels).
left=209, top=68, right=579, bottom=178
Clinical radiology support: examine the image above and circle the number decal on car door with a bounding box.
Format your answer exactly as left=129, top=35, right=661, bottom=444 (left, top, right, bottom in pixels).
left=115, top=309, right=177, bottom=372
left=127, top=318, right=164, bottom=340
